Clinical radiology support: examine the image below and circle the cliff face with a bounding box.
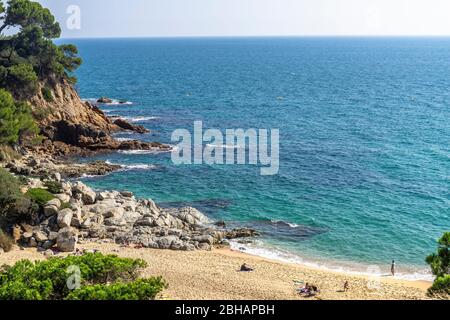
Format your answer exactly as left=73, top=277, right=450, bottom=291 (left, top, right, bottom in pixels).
left=28, top=81, right=168, bottom=156
left=30, top=80, right=119, bottom=134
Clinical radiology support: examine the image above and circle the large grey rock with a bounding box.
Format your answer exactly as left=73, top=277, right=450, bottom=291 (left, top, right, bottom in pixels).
left=56, top=227, right=78, bottom=252
left=34, top=231, right=48, bottom=242
left=44, top=205, right=59, bottom=217
left=156, top=236, right=178, bottom=249
left=55, top=193, right=71, bottom=204
left=170, top=239, right=185, bottom=250
left=192, top=235, right=215, bottom=245
left=103, top=207, right=124, bottom=219
left=46, top=198, right=61, bottom=209
left=57, top=209, right=74, bottom=228
left=134, top=216, right=156, bottom=227
left=72, top=182, right=97, bottom=205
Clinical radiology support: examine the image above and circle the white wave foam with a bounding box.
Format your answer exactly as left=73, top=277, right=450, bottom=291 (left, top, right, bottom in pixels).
left=270, top=219, right=299, bottom=228
left=118, top=148, right=171, bottom=155
left=229, top=240, right=434, bottom=282
left=206, top=144, right=245, bottom=149
left=123, top=116, right=160, bottom=122
left=115, top=137, right=133, bottom=142
left=105, top=161, right=157, bottom=171
left=82, top=98, right=133, bottom=105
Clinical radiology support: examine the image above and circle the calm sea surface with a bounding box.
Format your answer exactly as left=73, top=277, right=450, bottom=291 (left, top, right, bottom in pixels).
left=62, top=37, right=450, bottom=280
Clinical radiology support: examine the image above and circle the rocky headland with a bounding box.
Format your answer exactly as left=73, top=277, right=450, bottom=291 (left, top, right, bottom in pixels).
left=29, top=81, right=170, bottom=157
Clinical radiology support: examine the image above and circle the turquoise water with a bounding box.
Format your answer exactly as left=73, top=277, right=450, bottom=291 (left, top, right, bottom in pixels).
left=64, top=37, right=450, bottom=279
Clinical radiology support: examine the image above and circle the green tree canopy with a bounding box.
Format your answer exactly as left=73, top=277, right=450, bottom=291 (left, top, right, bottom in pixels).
left=426, top=232, right=450, bottom=297
left=0, top=0, right=81, bottom=99
left=0, top=88, right=38, bottom=145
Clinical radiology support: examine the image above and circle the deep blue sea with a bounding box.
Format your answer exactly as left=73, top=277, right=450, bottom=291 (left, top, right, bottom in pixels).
left=62, top=37, right=450, bottom=280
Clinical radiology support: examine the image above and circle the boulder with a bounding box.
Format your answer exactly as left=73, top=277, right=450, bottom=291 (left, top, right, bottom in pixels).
left=55, top=193, right=71, bottom=203
left=97, top=97, right=113, bottom=104
left=120, top=191, right=134, bottom=198
left=134, top=217, right=156, bottom=227
left=48, top=231, right=58, bottom=241
left=170, top=239, right=185, bottom=250
left=57, top=209, right=74, bottom=228
left=72, top=182, right=97, bottom=205
left=44, top=205, right=59, bottom=217
left=156, top=236, right=178, bottom=250
left=46, top=198, right=61, bottom=209
left=29, top=237, right=38, bottom=248
left=225, top=228, right=259, bottom=239
left=34, top=231, right=48, bottom=242
left=192, top=235, right=215, bottom=246
left=56, top=227, right=78, bottom=252
left=113, top=118, right=149, bottom=134
left=103, top=207, right=124, bottom=219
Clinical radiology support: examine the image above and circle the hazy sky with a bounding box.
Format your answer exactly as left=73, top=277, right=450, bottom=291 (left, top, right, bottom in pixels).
left=37, top=0, right=450, bottom=38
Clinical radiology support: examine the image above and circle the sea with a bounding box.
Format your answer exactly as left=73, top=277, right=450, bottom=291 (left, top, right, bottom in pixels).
left=59, top=37, right=450, bottom=281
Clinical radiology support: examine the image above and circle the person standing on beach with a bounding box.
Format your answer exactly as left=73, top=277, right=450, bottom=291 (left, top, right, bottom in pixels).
left=391, top=260, right=396, bottom=276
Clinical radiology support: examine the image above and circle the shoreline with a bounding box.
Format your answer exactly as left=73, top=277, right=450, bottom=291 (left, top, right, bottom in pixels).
left=228, top=241, right=434, bottom=283
left=0, top=243, right=431, bottom=300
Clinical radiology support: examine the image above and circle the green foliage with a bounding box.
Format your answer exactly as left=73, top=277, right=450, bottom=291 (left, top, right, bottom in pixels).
left=41, top=86, right=53, bottom=102
left=2, top=0, right=61, bottom=38
left=25, top=187, right=54, bottom=206
left=0, top=253, right=165, bottom=300
left=0, top=89, right=19, bottom=144
left=426, top=232, right=450, bottom=298
left=0, top=167, right=36, bottom=228
left=43, top=180, right=62, bottom=194
left=0, top=0, right=81, bottom=100
left=0, top=89, right=39, bottom=145
left=4, top=63, right=38, bottom=99
left=66, top=278, right=167, bottom=300
left=0, top=230, right=14, bottom=252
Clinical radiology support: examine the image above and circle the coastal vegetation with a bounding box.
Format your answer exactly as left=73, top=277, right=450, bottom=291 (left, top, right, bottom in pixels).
left=0, top=167, right=36, bottom=229
left=0, top=252, right=167, bottom=300
left=426, top=232, right=450, bottom=298
left=0, top=0, right=81, bottom=145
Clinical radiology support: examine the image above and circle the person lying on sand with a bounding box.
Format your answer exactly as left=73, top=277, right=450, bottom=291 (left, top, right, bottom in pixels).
left=298, top=283, right=320, bottom=297
left=240, top=263, right=254, bottom=272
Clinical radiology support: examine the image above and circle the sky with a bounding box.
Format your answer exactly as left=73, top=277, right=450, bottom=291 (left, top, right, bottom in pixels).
left=37, top=0, right=450, bottom=38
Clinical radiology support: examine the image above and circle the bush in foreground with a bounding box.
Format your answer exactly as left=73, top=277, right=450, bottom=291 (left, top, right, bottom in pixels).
left=0, top=252, right=167, bottom=300
left=426, top=232, right=450, bottom=298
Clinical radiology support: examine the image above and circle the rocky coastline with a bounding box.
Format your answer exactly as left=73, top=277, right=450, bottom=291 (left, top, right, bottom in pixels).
left=0, top=80, right=259, bottom=257
left=1, top=152, right=259, bottom=256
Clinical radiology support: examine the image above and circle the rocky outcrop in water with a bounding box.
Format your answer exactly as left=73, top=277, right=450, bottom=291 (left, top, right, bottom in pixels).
left=28, top=81, right=169, bottom=156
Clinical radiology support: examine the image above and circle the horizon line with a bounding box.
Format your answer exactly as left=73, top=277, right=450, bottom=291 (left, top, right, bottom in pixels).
left=59, top=34, right=450, bottom=40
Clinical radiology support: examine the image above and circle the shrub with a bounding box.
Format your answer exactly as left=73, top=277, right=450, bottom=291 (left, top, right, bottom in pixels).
left=41, top=86, right=54, bottom=102
left=66, top=278, right=167, bottom=300
left=0, top=230, right=14, bottom=252
left=0, top=253, right=165, bottom=300
left=426, top=232, right=450, bottom=298
left=0, top=168, right=36, bottom=228
left=26, top=188, right=54, bottom=206
left=44, top=180, right=62, bottom=194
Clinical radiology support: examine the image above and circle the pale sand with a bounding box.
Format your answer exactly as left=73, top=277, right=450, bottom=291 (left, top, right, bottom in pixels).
left=0, top=243, right=432, bottom=300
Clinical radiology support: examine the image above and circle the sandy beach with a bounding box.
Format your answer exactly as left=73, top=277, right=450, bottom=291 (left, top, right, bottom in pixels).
left=0, top=243, right=431, bottom=300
